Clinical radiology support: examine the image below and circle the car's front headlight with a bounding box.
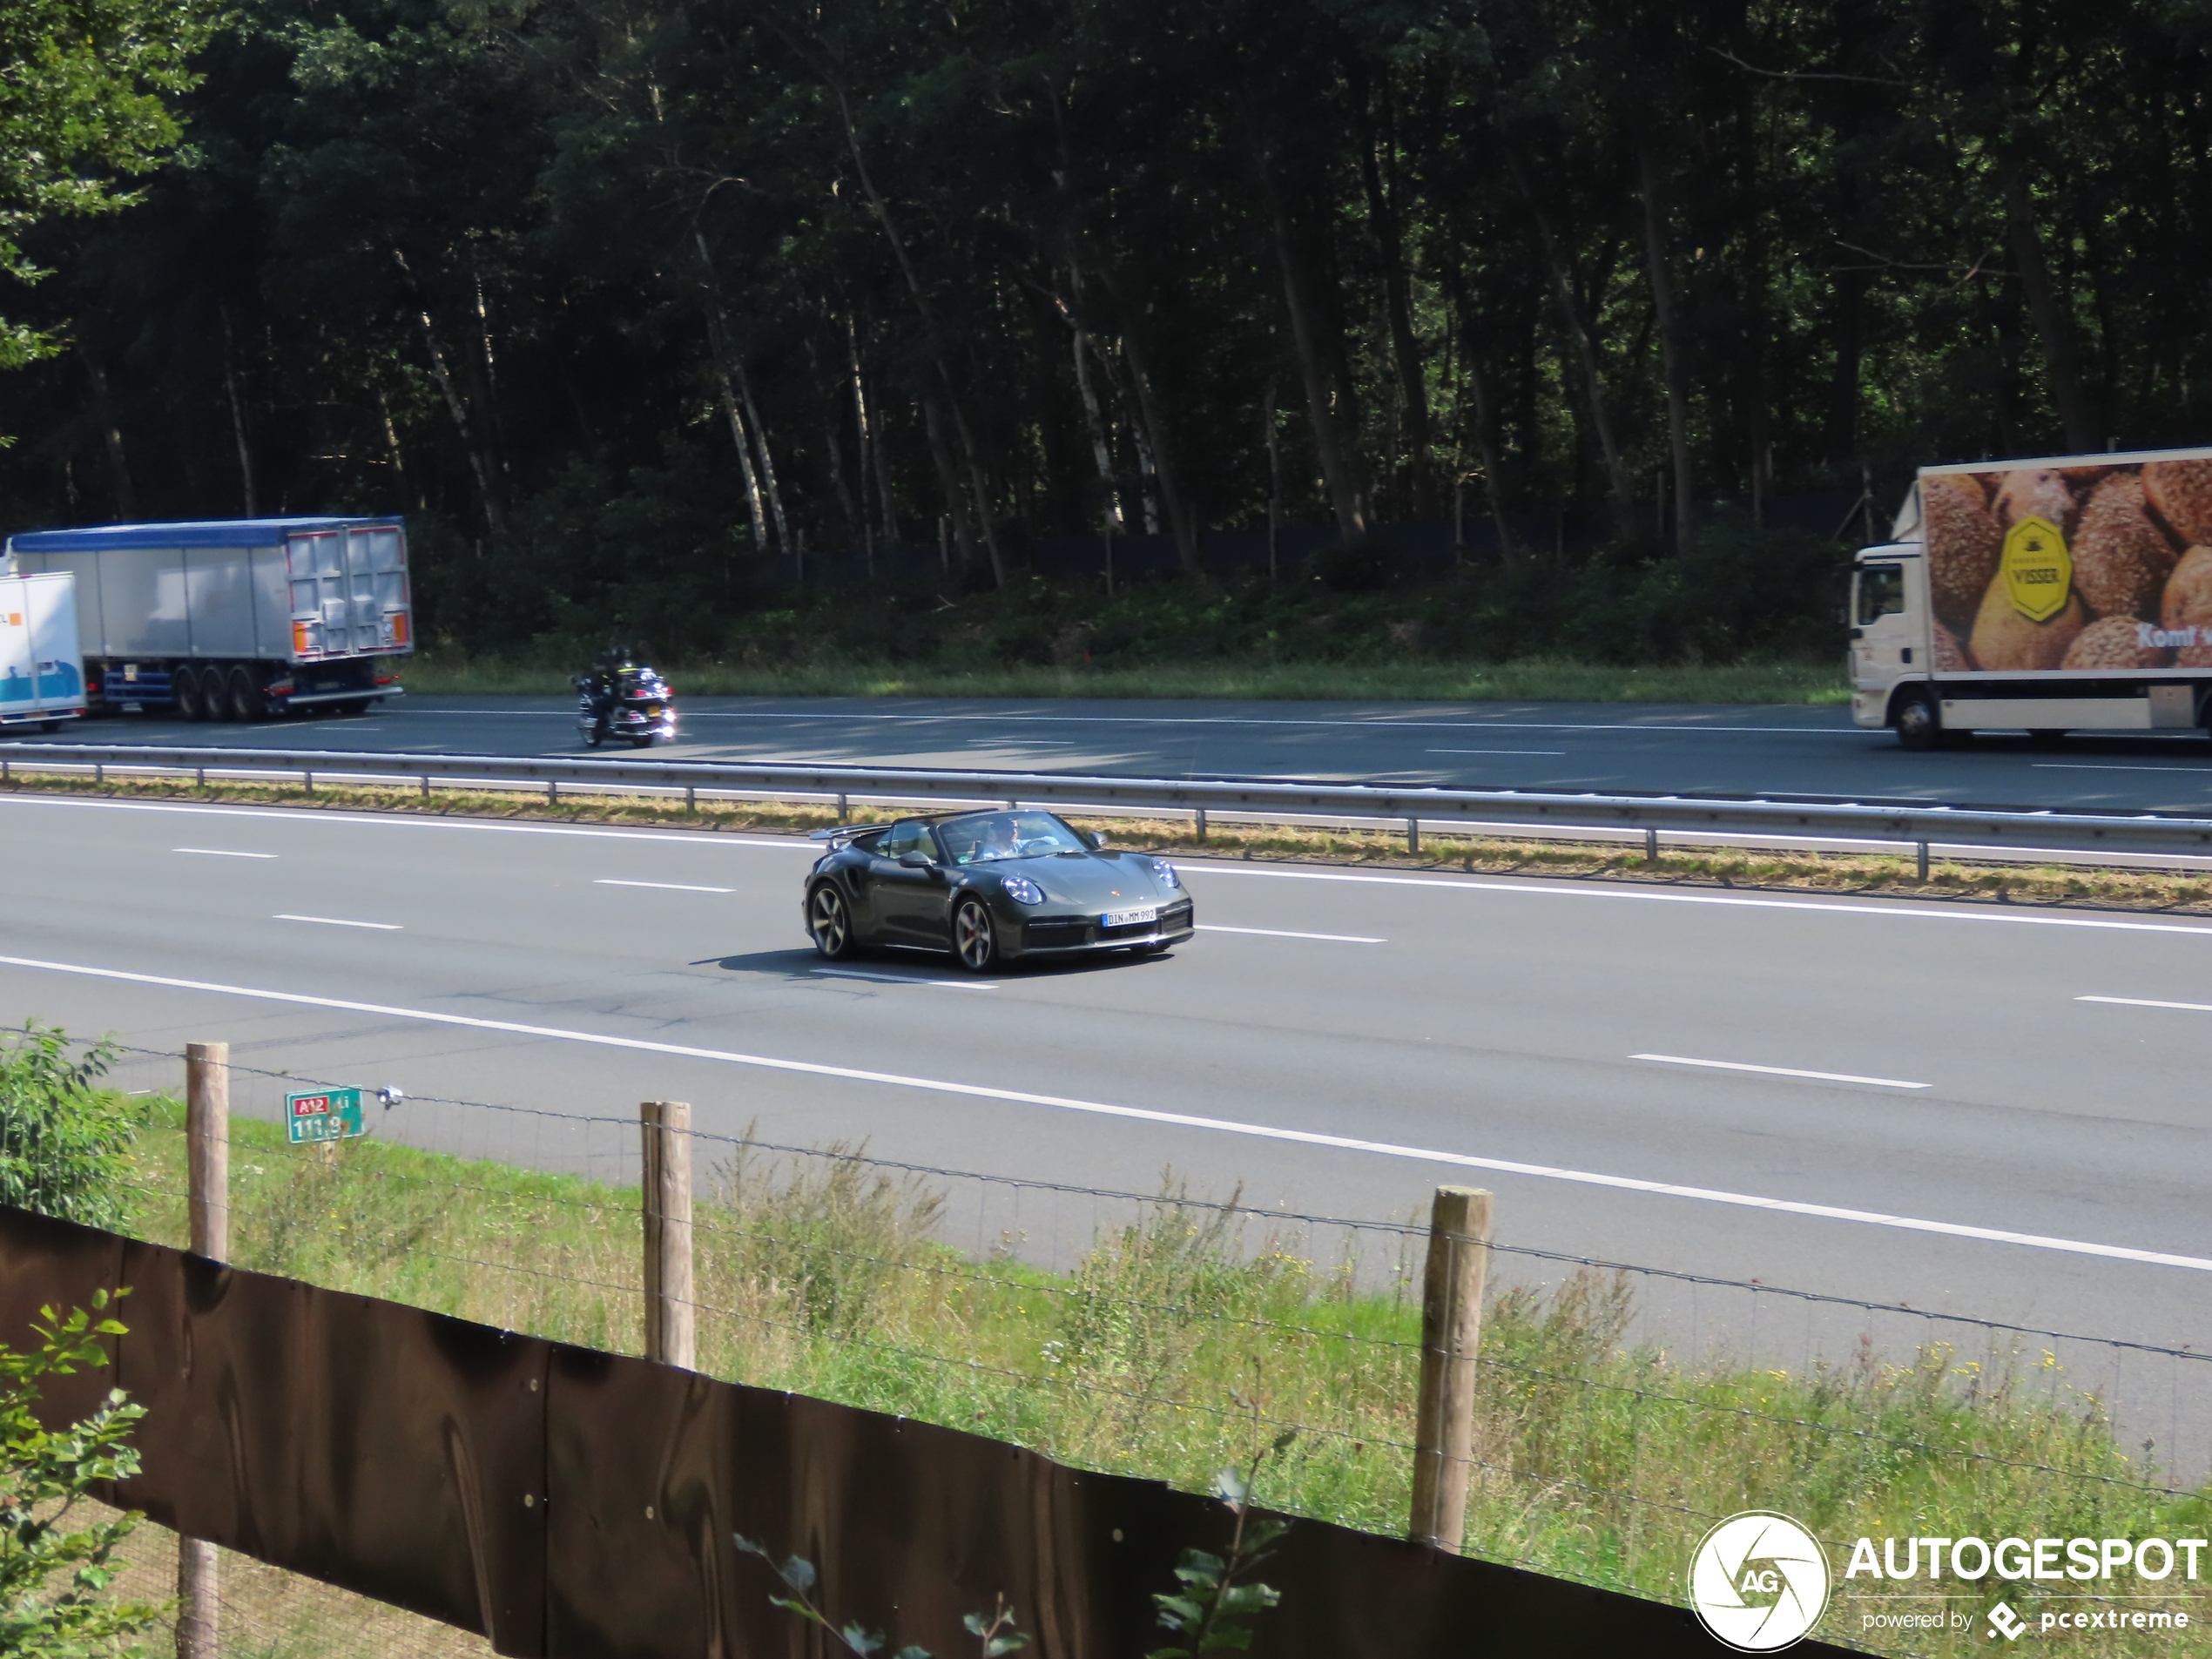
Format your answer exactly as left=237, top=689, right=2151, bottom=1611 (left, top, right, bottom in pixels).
left=1150, top=859, right=1180, bottom=888
left=1001, top=874, right=1043, bottom=905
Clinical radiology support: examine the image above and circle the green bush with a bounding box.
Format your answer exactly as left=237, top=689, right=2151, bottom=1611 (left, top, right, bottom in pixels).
left=0, top=1025, right=139, bottom=1231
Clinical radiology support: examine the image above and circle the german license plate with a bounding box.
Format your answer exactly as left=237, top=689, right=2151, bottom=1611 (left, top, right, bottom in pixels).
left=1103, top=907, right=1158, bottom=927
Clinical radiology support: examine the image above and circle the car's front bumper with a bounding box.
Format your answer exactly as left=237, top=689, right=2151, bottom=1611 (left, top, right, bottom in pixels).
left=1014, top=900, right=1194, bottom=957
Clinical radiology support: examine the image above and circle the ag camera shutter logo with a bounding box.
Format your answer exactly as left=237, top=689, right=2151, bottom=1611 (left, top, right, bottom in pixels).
left=1689, top=1511, right=1831, bottom=1652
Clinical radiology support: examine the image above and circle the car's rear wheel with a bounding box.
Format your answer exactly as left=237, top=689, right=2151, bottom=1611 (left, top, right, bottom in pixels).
left=808, top=884, right=857, bottom=960
left=952, top=896, right=999, bottom=973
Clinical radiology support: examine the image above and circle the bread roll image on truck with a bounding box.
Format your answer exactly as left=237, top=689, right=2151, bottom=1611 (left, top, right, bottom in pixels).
left=1, top=516, right=412, bottom=721
left=1851, top=447, right=2212, bottom=748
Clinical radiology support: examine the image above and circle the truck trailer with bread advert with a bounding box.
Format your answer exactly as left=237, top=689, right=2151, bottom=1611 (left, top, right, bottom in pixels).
left=1851, top=448, right=2212, bottom=748
left=1, top=516, right=411, bottom=721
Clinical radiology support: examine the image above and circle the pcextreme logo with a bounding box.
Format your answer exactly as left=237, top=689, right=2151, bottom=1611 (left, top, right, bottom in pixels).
left=1688, top=1511, right=1831, bottom=1652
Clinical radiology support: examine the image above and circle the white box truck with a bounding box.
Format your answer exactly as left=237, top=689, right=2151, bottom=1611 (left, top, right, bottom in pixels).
left=2, top=516, right=412, bottom=721
left=0, top=570, right=86, bottom=731
left=1851, top=447, right=2212, bottom=747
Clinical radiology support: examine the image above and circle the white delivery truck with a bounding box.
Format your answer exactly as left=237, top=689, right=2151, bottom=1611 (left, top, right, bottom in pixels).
left=2, top=516, right=412, bottom=721
left=1851, top=447, right=2212, bottom=748
left=0, top=571, right=86, bottom=732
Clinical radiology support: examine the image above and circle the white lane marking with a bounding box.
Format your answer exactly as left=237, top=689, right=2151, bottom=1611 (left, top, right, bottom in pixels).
left=1192, top=864, right=2212, bottom=937
left=18, top=790, right=2212, bottom=935
left=1426, top=748, right=1568, bottom=757
left=1632, top=1054, right=1930, bottom=1089
left=2033, top=764, right=2212, bottom=774
left=173, top=847, right=277, bottom=860
left=0, top=950, right=2202, bottom=1272
left=595, top=879, right=735, bottom=894
left=398, top=708, right=1865, bottom=736
left=1198, top=925, right=1386, bottom=943
left=0, top=793, right=807, bottom=848
left=273, top=914, right=401, bottom=931
left=2080, top=995, right=2212, bottom=1014
left=811, top=968, right=996, bottom=990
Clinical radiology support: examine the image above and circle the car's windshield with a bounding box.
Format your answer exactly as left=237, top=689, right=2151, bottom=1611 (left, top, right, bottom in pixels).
left=938, top=811, right=1086, bottom=865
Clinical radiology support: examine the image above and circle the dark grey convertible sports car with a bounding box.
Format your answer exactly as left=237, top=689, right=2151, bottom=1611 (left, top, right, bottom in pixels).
left=801, top=808, right=1194, bottom=972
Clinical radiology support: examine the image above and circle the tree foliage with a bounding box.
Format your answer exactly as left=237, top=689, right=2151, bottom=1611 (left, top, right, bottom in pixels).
left=0, top=1292, right=164, bottom=1659
left=0, top=1026, right=138, bottom=1232
left=0, top=0, right=223, bottom=368
left=1, top=0, right=2207, bottom=647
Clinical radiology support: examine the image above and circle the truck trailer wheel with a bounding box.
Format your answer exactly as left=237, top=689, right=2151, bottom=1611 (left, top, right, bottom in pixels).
left=228, top=668, right=264, bottom=722
left=1892, top=689, right=1943, bottom=752
left=172, top=666, right=207, bottom=722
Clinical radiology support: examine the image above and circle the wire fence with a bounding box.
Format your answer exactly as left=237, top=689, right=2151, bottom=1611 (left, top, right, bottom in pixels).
left=15, top=1022, right=2212, bottom=1657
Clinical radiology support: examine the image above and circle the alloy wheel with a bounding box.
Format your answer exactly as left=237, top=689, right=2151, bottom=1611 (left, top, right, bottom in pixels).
left=809, top=886, right=851, bottom=958
left=954, top=898, right=997, bottom=972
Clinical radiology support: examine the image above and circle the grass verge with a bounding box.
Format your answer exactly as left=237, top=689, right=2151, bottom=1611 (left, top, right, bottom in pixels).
left=10, top=768, right=2212, bottom=916
left=92, top=1096, right=2212, bottom=1658
left=395, top=652, right=1851, bottom=705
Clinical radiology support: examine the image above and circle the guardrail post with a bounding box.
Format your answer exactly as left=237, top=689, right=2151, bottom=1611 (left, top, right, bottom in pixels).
left=640, top=1100, right=695, bottom=1370
left=302, top=768, right=314, bottom=794
left=420, top=775, right=430, bottom=799
left=1409, top=1184, right=1492, bottom=1554
left=179, top=1042, right=230, bottom=1659
left=685, top=785, right=697, bottom=813
left=1406, top=817, right=1420, bottom=854
left=547, top=779, right=558, bottom=805
left=1194, top=806, right=1207, bottom=843
left=1916, top=840, right=1930, bottom=881
left=1644, top=826, right=1659, bottom=865
left=835, top=792, right=847, bottom=824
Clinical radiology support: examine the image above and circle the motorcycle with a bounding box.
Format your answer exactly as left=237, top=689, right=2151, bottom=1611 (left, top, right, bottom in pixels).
left=573, top=665, right=677, bottom=748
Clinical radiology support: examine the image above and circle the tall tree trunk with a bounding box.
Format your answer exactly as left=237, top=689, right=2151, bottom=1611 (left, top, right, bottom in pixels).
left=219, top=311, right=257, bottom=518
left=392, top=250, right=502, bottom=532
left=847, top=320, right=900, bottom=546
left=1056, top=275, right=1124, bottom=532
left=78, top=347, right=134, bottom=522
left=1636, top=141, right=1695, bottom=554
left=1439, top=265, right=1518, bottom=564
left=919, top=394, right=980, bottom=570
left=1100, top=291, right=1197, bottom=569
left=737, top=363, right=793, bottom=559
left=1501, top=147, right=1634, bottom=529
left=2000, top=157, right=2094, bottom=452
left=1258, top=159, right=1368, bottom=543
left=1357, top=81, right=1433, bottom=516
left=694, top=239, right=773, bottom=556
left=836, top=85, right=1005, bottom=587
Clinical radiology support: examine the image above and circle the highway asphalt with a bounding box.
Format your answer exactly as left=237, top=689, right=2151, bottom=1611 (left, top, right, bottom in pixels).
left=25, top=691, right=2212, bottom=811
left=10, top=787, right=2212, bottom=1466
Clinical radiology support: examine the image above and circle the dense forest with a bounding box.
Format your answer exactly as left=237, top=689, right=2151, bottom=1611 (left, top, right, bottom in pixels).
left=3, top=0, right=2210, bottom=660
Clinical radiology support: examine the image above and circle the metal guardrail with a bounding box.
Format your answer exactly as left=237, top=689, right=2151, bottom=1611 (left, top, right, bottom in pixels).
left=4, top=739, right=2212, bottom=871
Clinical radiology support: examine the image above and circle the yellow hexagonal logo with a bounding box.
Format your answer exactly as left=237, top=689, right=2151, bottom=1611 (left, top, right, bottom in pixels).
left=2001, top=514, right=2073, bottom=622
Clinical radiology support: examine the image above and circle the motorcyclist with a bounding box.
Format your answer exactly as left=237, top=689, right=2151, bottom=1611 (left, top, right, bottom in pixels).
left=576, top=649, right=636, bottom=745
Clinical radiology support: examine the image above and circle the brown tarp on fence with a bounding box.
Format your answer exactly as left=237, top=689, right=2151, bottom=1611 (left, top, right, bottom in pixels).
left=0, top=1206, right=1853, bottom=1657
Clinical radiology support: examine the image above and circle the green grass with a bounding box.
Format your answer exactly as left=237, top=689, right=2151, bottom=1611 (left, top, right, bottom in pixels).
left=101, top=1095, right=2210, bottom=1656
left=395, top=651, right=1850, bottom=705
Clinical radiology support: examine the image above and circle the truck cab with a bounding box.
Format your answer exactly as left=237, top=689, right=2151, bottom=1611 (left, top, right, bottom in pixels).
left=1848, top=546, right=1927, bottom=738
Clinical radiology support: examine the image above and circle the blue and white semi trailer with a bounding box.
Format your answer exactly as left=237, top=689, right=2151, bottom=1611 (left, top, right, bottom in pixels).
left=3, top=516, right=411, bottom=720
left=0, top=571, right=86, bottom=731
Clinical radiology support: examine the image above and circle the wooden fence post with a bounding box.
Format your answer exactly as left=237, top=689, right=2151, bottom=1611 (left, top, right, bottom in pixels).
left=1408, top=1185, right=1494, bottom=1554
left=640, top=1101, right=696, bottom=1370
left=178, top=1042, right=228, bottom=1659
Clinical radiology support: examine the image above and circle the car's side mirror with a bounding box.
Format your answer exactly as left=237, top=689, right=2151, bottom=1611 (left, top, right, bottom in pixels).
left=899, top=853, right=933, bottom=869
left=1081, top=830, right=1108, bottom=849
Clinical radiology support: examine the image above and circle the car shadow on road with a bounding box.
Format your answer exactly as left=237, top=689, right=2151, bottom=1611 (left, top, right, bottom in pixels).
left=691, top=948, right=1176, bottom=981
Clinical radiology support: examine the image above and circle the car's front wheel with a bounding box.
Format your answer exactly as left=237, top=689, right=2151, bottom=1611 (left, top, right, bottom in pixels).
left=808, top=883, right=857, bottom=960
left=952, top=896, right=999, bottom=973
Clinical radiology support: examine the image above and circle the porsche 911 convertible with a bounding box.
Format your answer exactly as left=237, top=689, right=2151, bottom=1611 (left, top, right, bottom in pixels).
left=801, top=808, right=1194, bottom=972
